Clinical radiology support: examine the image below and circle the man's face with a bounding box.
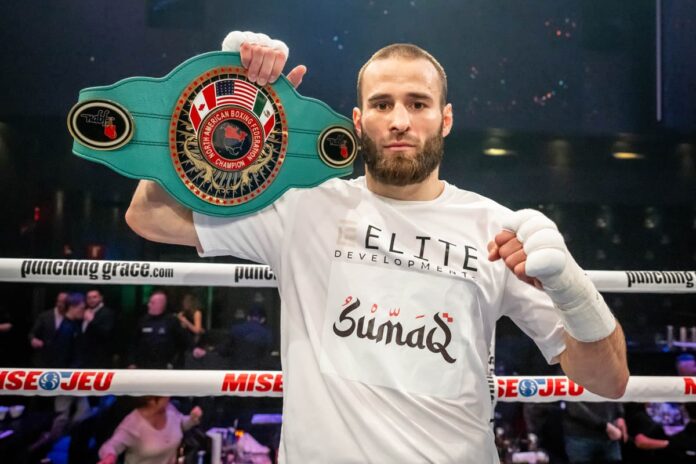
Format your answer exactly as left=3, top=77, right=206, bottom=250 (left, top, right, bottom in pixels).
left=148, top=293, right=167, bottom=316
left=86, top=290, right=102, bottom=309
left=353, top=57, right=453, bottom=186
left=66, top=302, right=85, bottom=320
left=56, top=292, right=68, bottom=311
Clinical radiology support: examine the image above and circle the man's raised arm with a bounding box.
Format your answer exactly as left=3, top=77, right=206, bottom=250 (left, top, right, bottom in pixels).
left=125, top=32, right=306, bottom=248
left=490, top=209, right=629, bottom=399
left=126, top=180, right=201, bottom=248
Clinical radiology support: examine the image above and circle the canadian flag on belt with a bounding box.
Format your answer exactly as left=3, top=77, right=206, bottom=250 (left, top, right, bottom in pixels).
left=188, top=79, right=276, bottom=138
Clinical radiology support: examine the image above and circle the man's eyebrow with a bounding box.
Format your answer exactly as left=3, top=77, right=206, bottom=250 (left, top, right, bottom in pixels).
left=366, top=92, right=434, bottom=102
left=406, top=92, right=434, bottom=101
left=366, top=93, right=393, bottom=103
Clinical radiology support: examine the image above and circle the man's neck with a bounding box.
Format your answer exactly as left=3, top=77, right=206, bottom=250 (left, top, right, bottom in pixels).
left=365, top=168, right=444, bottom=201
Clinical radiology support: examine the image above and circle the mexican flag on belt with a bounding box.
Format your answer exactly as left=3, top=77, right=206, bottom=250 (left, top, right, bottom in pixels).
left=252, top=91, right=276, bottom=140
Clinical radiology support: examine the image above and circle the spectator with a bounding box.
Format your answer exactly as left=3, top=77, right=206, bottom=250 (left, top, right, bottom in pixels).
left=29, top=293, right=90, bottom=457
left=129, top=290, right=188, bottom=369
left=68, top=290, right=118, bottom=460
left=79, top=288, right=117, bottom=368
left=177, top=293, right=204, bottom=347
left=28, top=291, right=68, bottom=367
left=562, top=402, right=626, bottom=464
left=222, top=304, right=272, bottom=369
left=624, top=402, right=670, bottom=464
left=45, top=292, right=85, bottom=368
left=666, top=402, right=696, bottom=463
left=624, top=353, right=694, bottom=463
left=98, top=396, right=202, bottom=464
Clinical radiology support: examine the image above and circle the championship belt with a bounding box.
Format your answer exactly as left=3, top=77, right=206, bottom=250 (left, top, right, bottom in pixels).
left=67, top=52, right=357, bottom=217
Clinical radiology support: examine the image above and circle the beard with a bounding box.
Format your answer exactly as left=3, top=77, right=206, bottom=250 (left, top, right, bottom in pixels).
left=360, top=126, right=444, bottom=186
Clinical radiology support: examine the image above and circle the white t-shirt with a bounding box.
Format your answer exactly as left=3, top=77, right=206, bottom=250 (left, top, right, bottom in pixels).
left=99, top=404, right=191, bottom=464
left=195, top=177, right=566, bottom=464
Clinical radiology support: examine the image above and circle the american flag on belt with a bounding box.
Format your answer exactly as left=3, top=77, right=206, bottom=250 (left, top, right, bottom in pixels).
left=188, top=78, right=274, bottom=138
left=215, top=79, right=258, bottom=108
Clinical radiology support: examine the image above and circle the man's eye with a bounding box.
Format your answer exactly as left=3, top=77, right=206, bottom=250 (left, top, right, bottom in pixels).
left=375, top=102, right=390, bottom=110
left=412, top=102, right=427, bottom=110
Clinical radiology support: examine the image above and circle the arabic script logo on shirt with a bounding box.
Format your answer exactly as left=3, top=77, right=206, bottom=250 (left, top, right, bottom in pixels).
left=332, top=296, right=457, bottom=364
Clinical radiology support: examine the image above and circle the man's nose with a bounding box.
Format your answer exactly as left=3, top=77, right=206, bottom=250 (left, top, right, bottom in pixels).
left=389, top=103, right=410, bottom=132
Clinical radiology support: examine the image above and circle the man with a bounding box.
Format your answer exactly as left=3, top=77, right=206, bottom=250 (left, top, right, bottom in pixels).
left=562, top=402, right=627, bottom=464
left=223, top=304, right=273, bottom=370
left=665, top=402, right=696, bottom=463
left=28, top=291, right=68, bottom=367
left=29, top=293, right=90, bottom=456
left=128, top=290, right=188, bottom=369
left=79, top=288, right=116, bottom=368
left=69, top=289, right=116, bottom=462
left=125, top=32, right=628, bottom=462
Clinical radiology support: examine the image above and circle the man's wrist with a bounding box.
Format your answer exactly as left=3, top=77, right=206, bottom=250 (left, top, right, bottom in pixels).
left=542, top=256, right=616, bottom=343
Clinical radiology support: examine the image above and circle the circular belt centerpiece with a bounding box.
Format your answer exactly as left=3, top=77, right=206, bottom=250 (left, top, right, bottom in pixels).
left=170, top=67, right=288, bottom=206
left=199, top=106, right=263, bottom=172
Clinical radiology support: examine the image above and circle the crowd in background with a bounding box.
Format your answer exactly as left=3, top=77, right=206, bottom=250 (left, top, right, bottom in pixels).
left=495, top=354, right=696, bottom=463
left=0, top=288, right=275, bottom=463
left=2, top=289, right=696, bottom=463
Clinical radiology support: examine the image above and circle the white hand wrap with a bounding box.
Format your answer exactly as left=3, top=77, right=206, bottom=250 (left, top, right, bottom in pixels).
left=221, top=31, right=289, bottom=58
left=503, top=209, right=616, bottom=342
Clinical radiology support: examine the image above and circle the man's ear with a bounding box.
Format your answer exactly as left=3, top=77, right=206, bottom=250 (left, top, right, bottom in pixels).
left=352, top=107, right=362, bottom=138
left=441, top=103, right=453, bottom=137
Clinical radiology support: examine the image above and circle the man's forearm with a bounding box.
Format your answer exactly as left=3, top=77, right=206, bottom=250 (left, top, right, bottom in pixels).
left=559, top=322, right=629, bottom=399
left=126, top=180, right=200, bottom=248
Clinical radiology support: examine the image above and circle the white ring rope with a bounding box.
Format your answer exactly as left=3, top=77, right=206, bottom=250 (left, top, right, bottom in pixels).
left=2, top=259, right=694, bottom=403
left=0, top=369, right=694, bottom=402
left=1, top=259, right=694, bottom=293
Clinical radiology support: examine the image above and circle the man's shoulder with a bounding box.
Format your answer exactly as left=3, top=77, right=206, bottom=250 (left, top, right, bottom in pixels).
left=443, top=182, right=513, bottom=214
left=265, top=178, right=363, bottom=218
left=97, top=306, right=116, bottom=319
left=284, top=177, right=364, bottom=202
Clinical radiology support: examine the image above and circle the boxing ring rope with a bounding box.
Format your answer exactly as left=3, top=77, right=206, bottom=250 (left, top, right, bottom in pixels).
left=1, top=257, right=695, bottom=403
left=0, top=369, right=695, bottom=402
left=1, top=258, right=695, bottom=293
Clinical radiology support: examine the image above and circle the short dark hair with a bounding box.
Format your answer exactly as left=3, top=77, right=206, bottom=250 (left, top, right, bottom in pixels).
left=357, top=43, right=448, bottom=108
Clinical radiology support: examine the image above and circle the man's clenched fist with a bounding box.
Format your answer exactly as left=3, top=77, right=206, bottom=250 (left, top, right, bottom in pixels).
left=488, top=209, right=567, bottom=289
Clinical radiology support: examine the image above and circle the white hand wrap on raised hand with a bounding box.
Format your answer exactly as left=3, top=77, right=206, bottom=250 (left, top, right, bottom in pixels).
left=503, top=209, right=616, bottom=342
left=221, top=31, right=289, bottom=58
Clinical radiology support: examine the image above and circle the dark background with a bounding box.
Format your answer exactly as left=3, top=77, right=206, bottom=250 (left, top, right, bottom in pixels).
left=0, top=0, right=694, bottom=370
